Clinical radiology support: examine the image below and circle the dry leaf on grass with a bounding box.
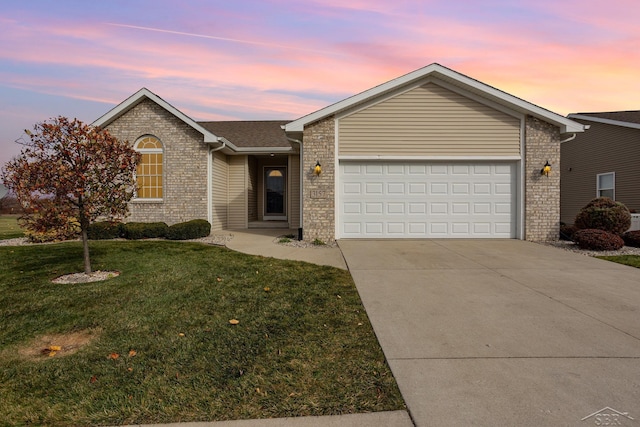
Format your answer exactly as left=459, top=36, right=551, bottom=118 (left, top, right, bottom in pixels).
left=229, top=319, right=240, bottom=325
left=108, top=353, right=119, bottom=360
left=41, top=345, right=62, bottom=357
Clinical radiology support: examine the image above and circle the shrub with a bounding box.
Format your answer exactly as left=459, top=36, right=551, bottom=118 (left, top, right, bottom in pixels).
left=123, top=222, right=168, bottom=240
left=87, top=221, right=124, bottom=240
left=574, top=197, right=631, bottom=235
left=165, top=219, right=211, bottom=240
left=559, top=224, right=578, bottom=241
left=572, top=229, right=624, bottom=251
left=623, top=230, right=640, bottom=248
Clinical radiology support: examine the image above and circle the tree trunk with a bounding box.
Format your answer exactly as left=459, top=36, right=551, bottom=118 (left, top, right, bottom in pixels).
left=78, top=203, right=92, bottom=274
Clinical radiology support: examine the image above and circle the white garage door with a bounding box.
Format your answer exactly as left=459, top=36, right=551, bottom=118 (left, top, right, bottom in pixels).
left=338, top=161, right=517, bottom=238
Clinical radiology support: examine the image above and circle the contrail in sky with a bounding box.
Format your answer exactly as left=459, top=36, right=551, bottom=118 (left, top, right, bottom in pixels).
left=105, top=23, right=340, bottom=55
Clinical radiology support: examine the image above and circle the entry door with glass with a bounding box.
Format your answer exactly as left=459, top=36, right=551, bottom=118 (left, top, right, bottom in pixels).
left=264, top=167, right=286, bottom=220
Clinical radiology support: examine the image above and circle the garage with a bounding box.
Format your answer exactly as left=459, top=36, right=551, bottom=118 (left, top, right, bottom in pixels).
left=284, top=64, right=586, bottom=242
left=338, top=161, right=517, bottom=238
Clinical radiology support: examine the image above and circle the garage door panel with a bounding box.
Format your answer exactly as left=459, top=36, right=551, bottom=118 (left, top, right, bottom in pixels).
left=387, top=203, right=405, bottom=214
left=339, top=161, right=517, bottom=238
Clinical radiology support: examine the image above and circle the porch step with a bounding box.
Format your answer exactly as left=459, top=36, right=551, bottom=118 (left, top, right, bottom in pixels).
left=248, top=221, right=289, bottom=229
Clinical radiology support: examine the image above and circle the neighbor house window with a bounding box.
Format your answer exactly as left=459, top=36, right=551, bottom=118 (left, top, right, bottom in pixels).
left=134, top=136, right=163, bottom=199
left=597, top=172, right=615, bottom=199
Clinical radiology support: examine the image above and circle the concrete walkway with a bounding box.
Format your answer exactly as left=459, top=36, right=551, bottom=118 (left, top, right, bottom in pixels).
left=339, top=239, right=640, bottom=426
left=217, top=229, right=348, bottom=270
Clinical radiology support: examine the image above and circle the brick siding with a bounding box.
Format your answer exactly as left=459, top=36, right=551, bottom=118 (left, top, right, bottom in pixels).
left=105, top=99, right=208, bottom=225
left=524, top=116, right=561, bottom=241
left=302, top=117, right=336, bottom=243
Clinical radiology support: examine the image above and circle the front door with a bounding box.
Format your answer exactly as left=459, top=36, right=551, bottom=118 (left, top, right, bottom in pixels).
left=264, top=167, right=286, bottom=220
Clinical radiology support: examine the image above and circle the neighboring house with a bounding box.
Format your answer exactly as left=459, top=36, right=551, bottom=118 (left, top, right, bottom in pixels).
left=561, top=111, right=640, bottom=225
left=94, top=63, right=585, bottom=242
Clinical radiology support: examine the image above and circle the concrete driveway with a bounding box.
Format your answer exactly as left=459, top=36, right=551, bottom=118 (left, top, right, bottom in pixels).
left=339, top=239, right=640, bottom=426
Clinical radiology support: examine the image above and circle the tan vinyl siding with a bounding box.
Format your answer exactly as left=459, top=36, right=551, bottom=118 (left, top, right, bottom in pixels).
left=289, top=154, right=301, bottom=229
left=338, top=82, right=521, bottom=156
left=247, top=156, right=258, bottom=222
left=211, top=151, right=228, bottom=231
left=228, top=156, right=248, bottom=229
left=561, top=120, right=640, bottom=224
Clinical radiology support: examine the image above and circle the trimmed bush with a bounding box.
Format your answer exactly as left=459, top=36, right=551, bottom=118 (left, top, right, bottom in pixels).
left=623, top=230, right=640, bottom=248
left=166, top=219, right=211, bottom=240
left=574, top=197, right=631, bottom=235
left=87, top=221, right=124, bottom=240
left=559, top=224, right=578, bottom=241
left=572, top=229, right=624, bottom=251
left=122, top=222, right=168, bottom=240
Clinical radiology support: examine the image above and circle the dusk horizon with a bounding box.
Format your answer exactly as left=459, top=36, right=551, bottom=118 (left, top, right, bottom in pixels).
left=2, top=0, right=639, bottom=167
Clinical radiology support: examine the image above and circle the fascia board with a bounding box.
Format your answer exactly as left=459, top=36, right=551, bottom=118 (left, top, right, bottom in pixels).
left=568, top=114, right=640, bottom=130
left=285, top=63, right=586, bottom=134
left=231, top=147, right=294, bottom=154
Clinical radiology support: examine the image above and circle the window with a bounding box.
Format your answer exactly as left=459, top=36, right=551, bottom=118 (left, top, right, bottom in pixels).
left=134, top=136, right=163, bottom=199
left=597, top=172, right=615, bottom=199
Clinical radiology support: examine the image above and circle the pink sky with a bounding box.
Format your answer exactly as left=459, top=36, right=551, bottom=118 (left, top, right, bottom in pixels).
left=1, top=0, right=639, bottom=167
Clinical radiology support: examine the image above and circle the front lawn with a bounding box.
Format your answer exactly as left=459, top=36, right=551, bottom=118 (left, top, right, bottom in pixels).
left=596, top=255, right=640, bottom=268
left=0, top=241, right=404, bottom=426
left=0, top=215, right=23, bottom=239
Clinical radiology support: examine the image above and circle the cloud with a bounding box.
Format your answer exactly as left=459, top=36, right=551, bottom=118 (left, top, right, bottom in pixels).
left=105, top=22, right=342, bottom=56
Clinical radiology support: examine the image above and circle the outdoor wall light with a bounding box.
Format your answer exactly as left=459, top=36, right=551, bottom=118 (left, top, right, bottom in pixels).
left=541, top=161, right=551, bottom=176
left=314, top=161, right=322, bottom=175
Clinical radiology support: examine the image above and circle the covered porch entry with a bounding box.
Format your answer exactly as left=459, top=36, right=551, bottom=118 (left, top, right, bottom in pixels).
left=210, top=150, right=300, bottom=232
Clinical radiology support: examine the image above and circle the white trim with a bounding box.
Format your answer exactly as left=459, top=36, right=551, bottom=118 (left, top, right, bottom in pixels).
left=596, top=172, right=615, bottom=199
left=232, top=147, right=294, bottom=154
left=518, top=117, right=526, bottom=240
left=338, top=155, right=522, bottom=161
left=285, top=63, right=585, bottom=134
left=568, top=114, right=640, bottom=130
left=131, top=198, right=163, bottom=203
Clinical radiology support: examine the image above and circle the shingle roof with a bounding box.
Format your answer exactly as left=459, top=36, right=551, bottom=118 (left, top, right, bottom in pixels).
left=198, top=120, right=292, bottom=148
left=574, top=111, right=640, bottom=125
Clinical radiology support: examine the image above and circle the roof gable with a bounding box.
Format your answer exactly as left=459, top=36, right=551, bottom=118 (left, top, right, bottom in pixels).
left=285, top=63, right=585, bottom=134
left=93, top=88, right=228, bottom=146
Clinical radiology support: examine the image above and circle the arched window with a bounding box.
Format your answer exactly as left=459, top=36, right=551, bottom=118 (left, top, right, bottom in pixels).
left=134, top=136, right=163, bottom=199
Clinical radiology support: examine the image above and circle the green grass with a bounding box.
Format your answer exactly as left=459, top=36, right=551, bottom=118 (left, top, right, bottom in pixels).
left=596, top=255, right=640, bottom=268
left=0, top=241, right=404, bottom=426
left=0, top=215, right=23, bottom=239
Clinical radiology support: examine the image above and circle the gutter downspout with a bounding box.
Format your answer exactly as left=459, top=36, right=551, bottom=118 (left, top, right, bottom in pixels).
left=287, top=137, right=303, bottom=240
left=207, top=138, right=227, bottom=227
left=560, top=133, right=577, bottom=143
